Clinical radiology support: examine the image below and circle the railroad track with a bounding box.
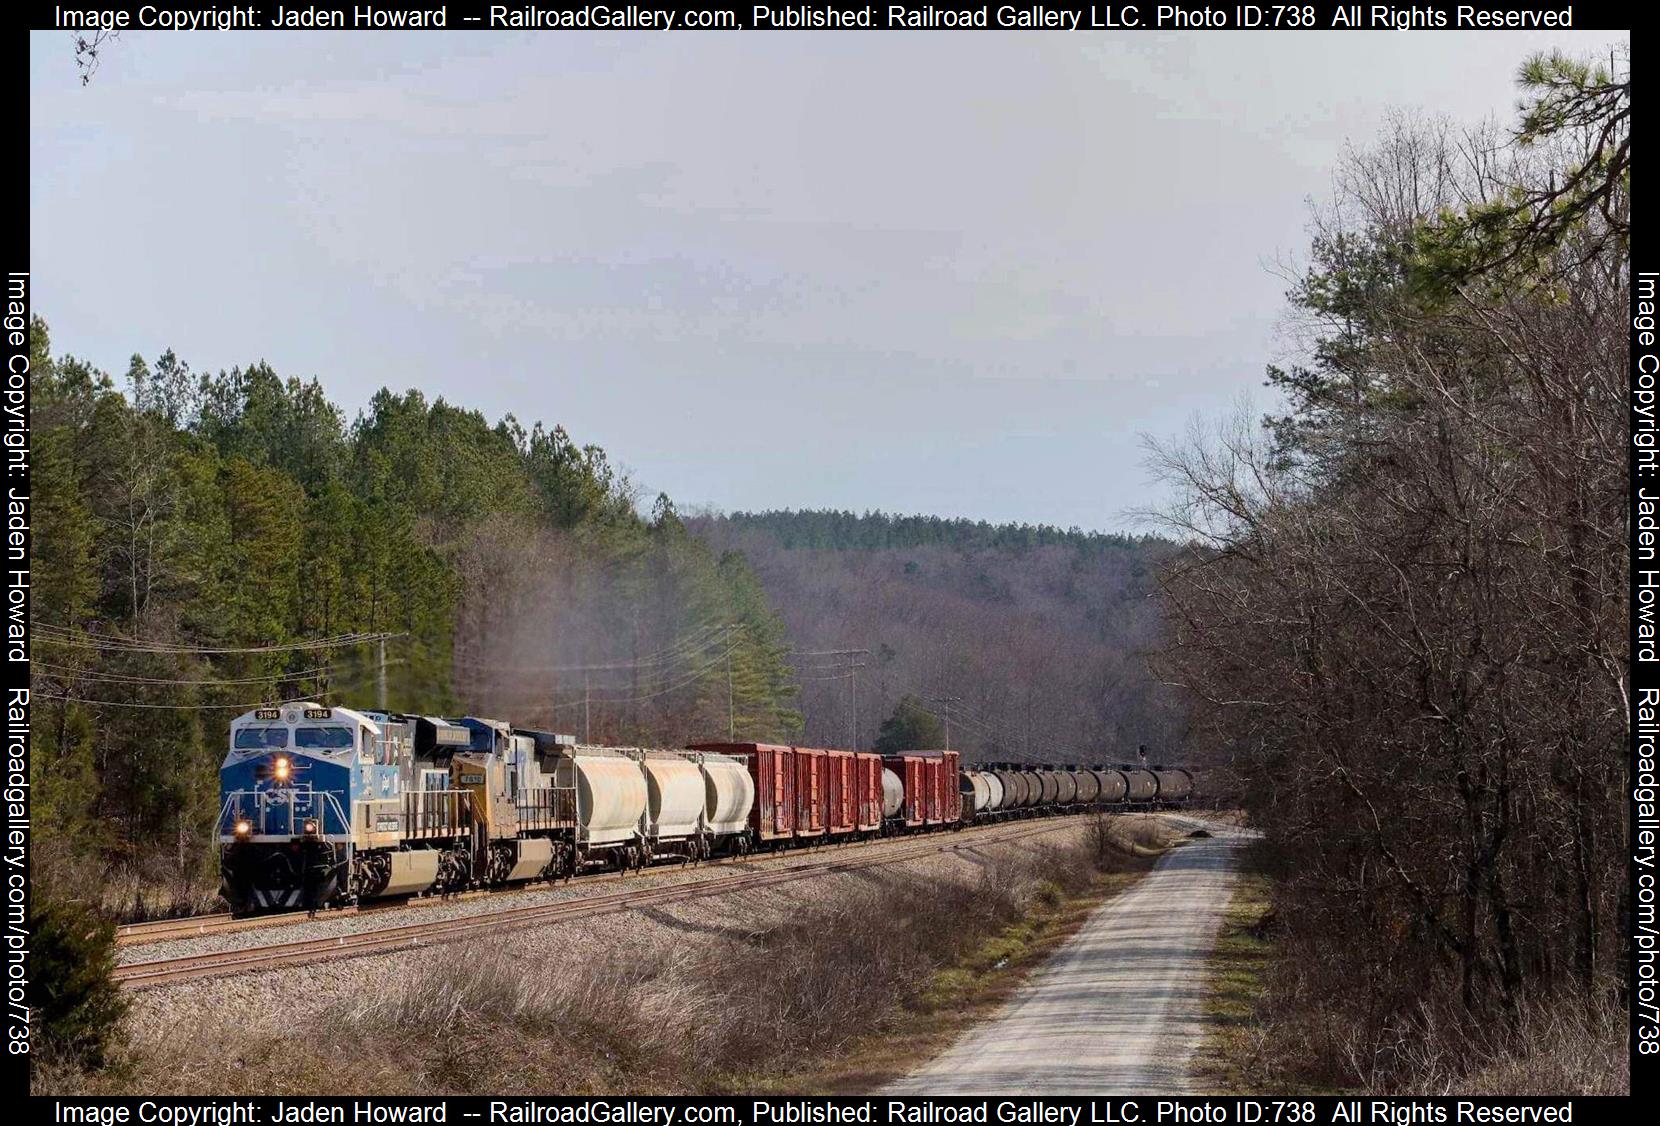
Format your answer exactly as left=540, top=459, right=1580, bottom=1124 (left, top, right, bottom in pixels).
left=117, top=908, right=367, bottom=946
left=114, top=820, right=1077, bottom=990
left=116, top=811, right=1100, bottom=948
left=117, top=913, right=237, bottom=944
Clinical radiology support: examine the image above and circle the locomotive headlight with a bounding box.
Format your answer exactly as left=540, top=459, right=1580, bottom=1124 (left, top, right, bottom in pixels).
left=303, top=819, right=318, bottom=835
left=273, top=757, right=291, bottom=781
left=234, top=820, right=252, bottom=837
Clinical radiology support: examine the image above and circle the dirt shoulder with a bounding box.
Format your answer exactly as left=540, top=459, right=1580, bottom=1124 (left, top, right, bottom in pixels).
left=1189, top=868, right=1274, bottom=1094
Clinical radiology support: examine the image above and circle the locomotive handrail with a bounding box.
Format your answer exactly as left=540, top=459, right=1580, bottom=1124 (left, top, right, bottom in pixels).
left=517, top=785, right=577, bottom=830
left=403, top=788, right=475, bottom=838
left=219, top=788, right=351, bottom=838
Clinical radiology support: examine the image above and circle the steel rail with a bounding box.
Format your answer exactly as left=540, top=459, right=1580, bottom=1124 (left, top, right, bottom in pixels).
left=114, top=821, right=1075, bottom=990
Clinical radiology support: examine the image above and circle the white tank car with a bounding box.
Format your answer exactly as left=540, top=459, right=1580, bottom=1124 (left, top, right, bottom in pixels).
left=555, top=746, right=648, bottom=849
left=697, top=751, right=754, bottom=837
left=881, top=767, right=905, bottom=819
left=637, top=751, right=705, bottom=843
left=982, top=771, right=1005, bottom=811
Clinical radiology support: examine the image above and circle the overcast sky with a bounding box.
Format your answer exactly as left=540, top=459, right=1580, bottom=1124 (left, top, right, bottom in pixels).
left=30, top=29, right=1624, bottom=531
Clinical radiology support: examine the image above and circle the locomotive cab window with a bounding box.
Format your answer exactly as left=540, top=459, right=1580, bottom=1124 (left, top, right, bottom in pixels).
left=234, top=727, right=288, bottom=751
left=294, top=726, right=354, bottom=751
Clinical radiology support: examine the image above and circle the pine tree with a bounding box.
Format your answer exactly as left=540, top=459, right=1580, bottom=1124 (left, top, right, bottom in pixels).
left=874, top=694, right=945, bottom=754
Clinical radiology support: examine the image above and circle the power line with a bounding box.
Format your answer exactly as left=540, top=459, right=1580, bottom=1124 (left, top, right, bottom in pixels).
left=489, top=640, right=744, bottom=710
left=33, top=674, right=390, bottom=712
left=570, top=642, right=741, bottom=705
left=31, top=624, right=403, bottom=655
left=31, top=661, right=341, bottom=687
left=33, top=693, right=294, bottom=711
left=453, top=622, right=740, bottom=675
left=795, top=667, right=866, bottom=681
left=915, top=690, right=1051, bottom=764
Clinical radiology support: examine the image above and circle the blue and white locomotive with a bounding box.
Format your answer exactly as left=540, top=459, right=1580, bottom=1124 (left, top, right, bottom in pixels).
left=218, top=700, right=757, bottom=914
left=217, top=702, right=478, bottom=912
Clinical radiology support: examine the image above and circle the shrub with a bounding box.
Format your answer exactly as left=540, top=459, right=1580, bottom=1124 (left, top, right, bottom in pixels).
left=28, top=891, right=128, bottom=1068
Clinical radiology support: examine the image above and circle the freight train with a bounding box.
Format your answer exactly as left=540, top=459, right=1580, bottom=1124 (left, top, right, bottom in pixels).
left=217, top=701, right=1197, bottom=913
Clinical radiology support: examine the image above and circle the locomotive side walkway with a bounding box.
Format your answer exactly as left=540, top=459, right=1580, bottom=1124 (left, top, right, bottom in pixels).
left=885, top=819, right=1252, bottom=1095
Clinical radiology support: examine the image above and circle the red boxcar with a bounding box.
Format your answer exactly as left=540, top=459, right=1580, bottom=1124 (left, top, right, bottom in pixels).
left=853, top=752, right=883, bottom=832
left=691, top=742, right=795, bottom=842
left=916, top=753, right=942, bottom=823
left=882, top=751, right=962, bottom=826
left=794, top=746, right=827, bottom=838
left=882, top=753, right=928, bottom=827
left=934, top=750, right=962, bottom=823
left=825, top=749, right=856, bottom=836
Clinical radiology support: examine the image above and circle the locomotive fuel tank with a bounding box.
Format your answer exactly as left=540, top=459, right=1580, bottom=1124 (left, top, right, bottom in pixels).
left=380, top=849, right=444, bottom=897
left=503, top=838, right=554, bottom=883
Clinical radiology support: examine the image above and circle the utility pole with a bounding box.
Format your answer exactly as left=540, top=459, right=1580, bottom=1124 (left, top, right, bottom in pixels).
left=848, top=657, right=858, bottom=751
left=727, top=649, right=735, bottom=739
left=584, top=672, right=591, bottom=745
left=376, top=637, right=387, bottom=711
left=944, top=704, right=951, bottom=752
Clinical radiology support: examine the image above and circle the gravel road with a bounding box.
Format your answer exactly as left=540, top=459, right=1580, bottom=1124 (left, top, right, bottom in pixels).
left=885, top=819, right=1252, bottom=1095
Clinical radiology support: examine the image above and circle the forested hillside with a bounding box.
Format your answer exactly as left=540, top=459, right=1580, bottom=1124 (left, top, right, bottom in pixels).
left=690, top=511, right=1186, bottom=762
left=28, top=320, right=800, bottom=915
left=1152, top=54, right=1629, bottom=1089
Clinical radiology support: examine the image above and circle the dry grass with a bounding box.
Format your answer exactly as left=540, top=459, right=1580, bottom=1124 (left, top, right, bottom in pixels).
left=1191, top=843, right=1628, bottom=1097
left=37, top=823, right=1169, bottom=1096
left=1192, top=871, right=1274, bottom=1094
left=1373, top=996, right=1629, bottom=1096
left=1091, top=812, right=1185, bottom=857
